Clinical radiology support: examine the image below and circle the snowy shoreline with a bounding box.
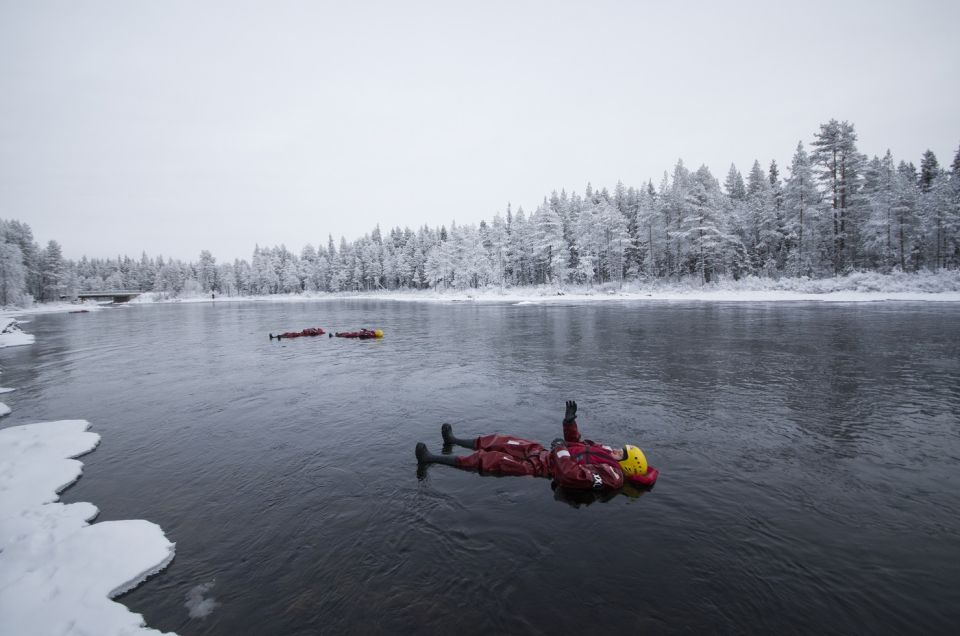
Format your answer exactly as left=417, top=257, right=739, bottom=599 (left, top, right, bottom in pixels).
left=128, top=271, right=960, bottom=305
left=0, top=322, right=177, bottom=635
left=2, top=272, right=958, bottom=314
left=129, top=287, right=960, bottom=306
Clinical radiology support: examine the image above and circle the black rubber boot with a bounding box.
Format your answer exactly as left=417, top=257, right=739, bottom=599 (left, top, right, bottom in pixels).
left=416, top=442, right=459, bottom=466
left=441, top=423, right=475, bottom=449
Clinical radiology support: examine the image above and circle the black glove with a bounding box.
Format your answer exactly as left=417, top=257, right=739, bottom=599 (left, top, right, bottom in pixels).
left=563, top=400, right=577, bottom=424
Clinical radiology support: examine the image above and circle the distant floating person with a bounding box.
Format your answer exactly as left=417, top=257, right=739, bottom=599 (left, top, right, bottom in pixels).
left=333, top=329, right=383, bottom=339
left=269, top=327, right=325, bottom=340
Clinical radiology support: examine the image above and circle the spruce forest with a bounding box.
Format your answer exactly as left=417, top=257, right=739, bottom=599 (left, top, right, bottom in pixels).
left=3, top=120, right=959, bottom=305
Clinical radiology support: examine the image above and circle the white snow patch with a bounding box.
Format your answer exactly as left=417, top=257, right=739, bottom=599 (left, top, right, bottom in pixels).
left=185, top=581, right=219, bottom=619
left=0, top=420, right=176, bottom=636
left=0, top=318, right=35, bottom=348
left=0, top=300, right=105, bottom=317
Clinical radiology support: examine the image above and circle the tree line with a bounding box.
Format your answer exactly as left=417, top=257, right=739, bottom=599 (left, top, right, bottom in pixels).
left=2, top=119, right=958, bottom=305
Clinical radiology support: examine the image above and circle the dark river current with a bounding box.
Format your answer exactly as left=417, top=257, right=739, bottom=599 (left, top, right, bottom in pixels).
left=2, top=300, right=959, bottom=635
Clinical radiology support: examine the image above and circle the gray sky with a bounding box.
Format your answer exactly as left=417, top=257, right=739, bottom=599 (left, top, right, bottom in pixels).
left=2, top=0, right=958, bottom=262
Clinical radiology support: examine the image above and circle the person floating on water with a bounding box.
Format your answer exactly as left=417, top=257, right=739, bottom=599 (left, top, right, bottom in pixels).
left=415, top=400, right=658, bottom=490
left=269, top=327, right=325, bottom=340
left=333, top=328, right=383, bottom=339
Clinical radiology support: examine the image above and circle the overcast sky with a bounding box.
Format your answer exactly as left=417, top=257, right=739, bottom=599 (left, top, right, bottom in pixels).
left=2, top=0, right=958, bottom=262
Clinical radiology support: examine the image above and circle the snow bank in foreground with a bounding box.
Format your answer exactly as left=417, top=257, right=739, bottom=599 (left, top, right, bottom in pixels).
left=0, top=420, right=176, bottom=636
left=0, top=318, right=35, bottom=348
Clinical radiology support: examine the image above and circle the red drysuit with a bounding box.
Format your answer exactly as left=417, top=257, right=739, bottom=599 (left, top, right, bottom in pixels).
left=455, top=420, right=625, bottom=491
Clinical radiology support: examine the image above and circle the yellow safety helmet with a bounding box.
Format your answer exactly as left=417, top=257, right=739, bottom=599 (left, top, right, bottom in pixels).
left=374, top=329, right=384, bottom=338
left=618, top=445, right=648, bottom=477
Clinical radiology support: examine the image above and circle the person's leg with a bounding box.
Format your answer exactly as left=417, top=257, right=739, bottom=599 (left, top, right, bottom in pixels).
left=416, top=443, right=541, bottom=477
left=441, top=423, right=476, bottom=449
left=473, top=435, right=544, bottom=457
left=440, top=426, right=545, bottom=457
left=456, top=449, right=542, bottom=476
left=416, top=443, right=458, bottom=466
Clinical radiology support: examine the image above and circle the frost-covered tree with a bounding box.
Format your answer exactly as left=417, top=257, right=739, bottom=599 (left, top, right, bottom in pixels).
left=812, top=119, right=862, bottom=273
left=216, top=262, right=236, bottom=295
left=533, top=199, right=568, bottom=286
left=634, top=182, right=661, bottom=277
left=664, top=161, right=691, bottom=277
left=745, top=160, right=776, bottom=273
left=508, top=208, right=535, bottom=286
left=724, top=164, right=747, bottom=201
left=486, top=215, right=509, bottom=290
left=599, top=199, right=629, bottom=287
left=40, top=240, right=67, bottom=301
left=916, top=150, right=952, bottom=269
left=861, top=151, right=898, bottom=270
left=0, top=242, right=26, bottom=306
left=156, top=261, right=185, bottom=294
left=574, top=202, right=602, bottom=284
left=251, top=246, right=278, bottom=294
left=673, top=166, right=730, bottom=283
left=197, top=250, right=217, bottom=293
left=893, top=162, right=920, bottom=271
left=136, top=252, right=156, bottom=291
left=919, top=150, right=940, bottom=193
left=783, top=142, right=820, bottom=275
left=280, top=257, right=301, bottom=293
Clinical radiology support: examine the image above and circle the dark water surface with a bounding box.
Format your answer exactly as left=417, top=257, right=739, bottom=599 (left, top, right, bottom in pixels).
left=2, top=300, right=959, bottom=635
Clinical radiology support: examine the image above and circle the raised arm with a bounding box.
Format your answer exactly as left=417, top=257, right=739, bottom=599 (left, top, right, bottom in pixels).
left=562, top=399, right=581, bottom=443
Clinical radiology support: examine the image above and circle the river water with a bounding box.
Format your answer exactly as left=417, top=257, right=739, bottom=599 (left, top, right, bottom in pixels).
left=2, top=300, right=959, bottom=635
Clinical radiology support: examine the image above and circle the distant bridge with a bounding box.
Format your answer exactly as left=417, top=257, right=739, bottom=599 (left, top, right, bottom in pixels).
left=72, top=290, right=142, bottom=303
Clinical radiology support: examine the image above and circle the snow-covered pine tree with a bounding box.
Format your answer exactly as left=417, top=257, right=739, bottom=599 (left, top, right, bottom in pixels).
left=812, top=119, right=862, bottom=273
left=724, top=164, right=747, bottom=201
left=674, top=165, right=730, bottom=283
left=783, top=142, right=819, bottom=275
left=573, top=201, right=601, bottom=285
left=665, top=161, right=691, bottom=278
left=893, top=162, right=920, bottom=271
left=743, top=160, right=772, bottom=274
left=917, top=150, right=950, bottom=269
left=533, top=199, right=568, bottom=286
left=598, top=199, right=630, bottom=288
left=40, top=240, right=67, bottom=301
left=861, top=151, right=897, bottom=271
left=197, top=250, right=217, bottom=293
left=0, top=242, right=26, bottom=306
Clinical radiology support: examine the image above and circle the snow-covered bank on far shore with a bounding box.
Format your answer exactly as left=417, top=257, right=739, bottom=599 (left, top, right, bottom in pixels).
left=1, top=300, right=105, bottom=318
left=0, top=420, right=176, bottom=636
left=128, top=270, right=960, bottom=305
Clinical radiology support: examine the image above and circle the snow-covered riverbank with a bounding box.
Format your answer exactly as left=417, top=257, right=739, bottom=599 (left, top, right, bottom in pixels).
left=0, top=318, right=37, bottom=348
left=1, top=272, right=956, bottom=314
left=0, top=322, right=176, bottom=635
left=124, top=270, right=960, bottom=305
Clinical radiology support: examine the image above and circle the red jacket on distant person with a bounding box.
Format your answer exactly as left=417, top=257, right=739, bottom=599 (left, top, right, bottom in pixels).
left=455, top=419, right=625, bottom=491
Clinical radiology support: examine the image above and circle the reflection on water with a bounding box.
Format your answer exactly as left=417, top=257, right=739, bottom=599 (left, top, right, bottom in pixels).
left=1, top=300, right=959, bottom=634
